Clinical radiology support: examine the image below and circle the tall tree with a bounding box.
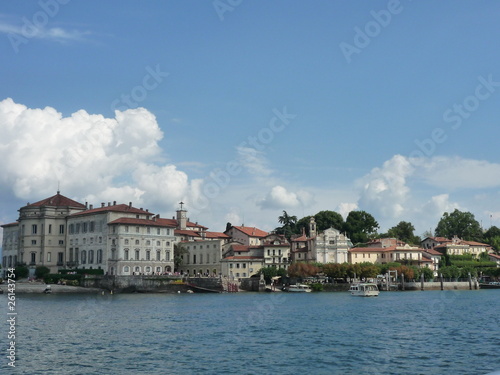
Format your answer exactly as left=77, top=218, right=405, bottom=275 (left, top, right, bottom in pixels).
left=344, top=210, right=379, bottom=245
left=387, top=221, right=421, bottom=245
left=434, top=209, right=483, bottom=241
left=314, top=210, right=344, bottom=232
left=295, top=215, right=312, bottom=236
left=277, top=210, right=297, bottom=240
left=174, top=244, right=188, bottom=272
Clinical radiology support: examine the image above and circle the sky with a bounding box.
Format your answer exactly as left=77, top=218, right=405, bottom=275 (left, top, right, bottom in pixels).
left=1, top=0, right=500, bottom=246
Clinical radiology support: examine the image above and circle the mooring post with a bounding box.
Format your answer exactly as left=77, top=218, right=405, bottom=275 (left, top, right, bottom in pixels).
left=421, top=272, right=424, bottom=291
left=401, top=273, right=405, bottom=291
left=468, top=272, right=472, bottom=290
left=440, top=273, right=444, bottom=290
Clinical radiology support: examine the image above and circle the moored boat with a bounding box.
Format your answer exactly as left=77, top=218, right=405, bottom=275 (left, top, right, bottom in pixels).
left=479, top=282, right=500, bottom=289
left=283, top=284, right=312, bottom=292
left=349, top=283, right=379, bottom=297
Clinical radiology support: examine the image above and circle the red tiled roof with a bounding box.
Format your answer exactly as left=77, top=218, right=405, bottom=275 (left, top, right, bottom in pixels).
left=223, top=256, right=263, bottom=260
left=292, top=247, right=308, bottom=253
left=71, top=203, right=152, bottom=217
left=489, top=253, right=500, bottom=260
left=174, top=230, right=201, bottom=237
left=292, top=235, right=308, bottom=242
left=424, top=248, right=443, bottom=256
left=461, top=240, right=491, bottom=247
left=204, top=232, right=230, bottom=239
left=229, top=226, right=268, bottom=238
left=187, top=221, right=208, bottom=229
left=156, top=218, right=178, bottom=227
left=1, top=221, right=19, bottom=228
left=421, top=255, right=433, bottom=262
left=108, top=217, right=175, bottom=227
left=27, top=192, right=86, bottom=209
left=231, top=245, right=250, bottom=252
left=349, top=247, right=396, bottom=253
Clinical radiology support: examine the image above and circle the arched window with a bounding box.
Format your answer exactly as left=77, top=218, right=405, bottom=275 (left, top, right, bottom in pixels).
left=135, top=240, right=140, bottom=245
left=125, top=239, right=129, bottom=245
left=123, top=266, right=130, bottom=274
left=146, top=240, right=151, bottom=246
left=81, top=250, right=87, bottom=264
left=134, top=266, right=140, bottom=273
left=97, top=249, right=103, bottom=264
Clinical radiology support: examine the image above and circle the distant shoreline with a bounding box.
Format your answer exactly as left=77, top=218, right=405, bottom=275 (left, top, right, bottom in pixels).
left=0, top=282, right=103, bottom=294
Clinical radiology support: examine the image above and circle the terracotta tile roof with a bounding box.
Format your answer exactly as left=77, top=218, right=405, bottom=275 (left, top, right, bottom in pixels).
left=292, top=235, right=308, bottom=242
left=71, top=203, right=152, bottom=217
left=461, top=240, right=491, bottom=247
left=108, top=217, right=175, bottom=227
left=421, top=255, right=433, bottom=262
left=349, top=247, right=396, bottom=253
left=223, top=256, right=263, bottom=260
left=156, top=218, right=178, bottom=227
left=489, top=253, right=500, bottom=260
left=1, top=221, right=19, bottom=228
left=27, top=192, right=86, bottom=209
left=292, top=247, right=308, bottom=253
left=231, top=245, right=250, bottom=252
left=424, top=248, right=443, bottom=256
left=187, top=221, right=208, bottom=230
left=204, top=231, right=230, bottom=239
left=175, top=230, right=201, bottom=237
left=229, top=226, right=268, bottom=238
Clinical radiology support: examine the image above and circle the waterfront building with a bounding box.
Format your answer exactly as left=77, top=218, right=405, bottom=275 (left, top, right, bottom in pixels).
left=1, top=192, right=87, bottom=276
left=224, top=225, right=269, bottom=246
left=177, top=232, right=231, bottom=276
left=1, top=222, right=20, bottom=277
left=422, top=248, right=442, bottom=274
left=290, top=217, right=352, bottom=264
left=349, top=244, right=427, bottom=268
left=220, top=244, right=265, bottom=278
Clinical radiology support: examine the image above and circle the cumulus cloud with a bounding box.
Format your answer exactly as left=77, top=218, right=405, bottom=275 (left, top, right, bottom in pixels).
left=357, top=154, right=414, bottom=219
left=257, top=185, right=313, bottom=210
left=337, top=202, right=358, bottom=219
left=236, top=146, right=272, bottom=177
left=414, top=156, right=500, bottom=190
left=0, top=98, right=188, bottom=212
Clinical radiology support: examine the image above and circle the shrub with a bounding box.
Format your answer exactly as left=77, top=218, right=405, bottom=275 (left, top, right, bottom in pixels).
left=14, top=266, right=29, bottom=279
left=35, top=266, right=51, bottom=279
left=310, top=283, right=324, bottom=292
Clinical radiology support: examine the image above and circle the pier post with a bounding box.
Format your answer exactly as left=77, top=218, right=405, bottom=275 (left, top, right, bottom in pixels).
left=440, top=273, right=444, bottom=291
left=420, top=273, right=424, bottom=291
left=468, top=272, right=472, bottom=290
left=401, top=273, right=405, bottom=291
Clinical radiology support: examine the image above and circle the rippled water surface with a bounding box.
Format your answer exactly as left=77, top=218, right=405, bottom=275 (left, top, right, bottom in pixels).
left=1, top=289, right=499, bottom=374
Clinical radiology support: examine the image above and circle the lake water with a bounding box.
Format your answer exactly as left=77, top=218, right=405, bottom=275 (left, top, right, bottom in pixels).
left=1, top=289, right=500, bottom=375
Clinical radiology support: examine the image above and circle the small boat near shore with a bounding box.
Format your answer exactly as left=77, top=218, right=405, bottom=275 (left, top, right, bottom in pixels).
left=479, top=282, right=500, bottom=289
left=349, top=283, right=379, bottom=297
left=283, top=284, right=312, bottom=292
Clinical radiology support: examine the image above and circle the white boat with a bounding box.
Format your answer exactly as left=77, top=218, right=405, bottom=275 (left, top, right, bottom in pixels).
left=349, top=283, right=379, bottom=297
left=284, top=284, right=312, bottom=292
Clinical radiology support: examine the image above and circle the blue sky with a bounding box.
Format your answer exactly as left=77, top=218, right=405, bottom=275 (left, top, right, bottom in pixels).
left=1, top=0, right=500, bottom=242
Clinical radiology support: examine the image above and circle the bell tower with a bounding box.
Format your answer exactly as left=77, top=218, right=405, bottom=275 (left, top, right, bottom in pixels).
left=176, top=201, right=187, bottom=230
left=309, top=217, right=317, bottom=238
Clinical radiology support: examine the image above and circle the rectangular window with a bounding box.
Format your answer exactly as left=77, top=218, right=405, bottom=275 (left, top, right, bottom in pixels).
left=90, top=221, right=95, bottom=232
left=59, top=240, right=64, bottom=245
left=156, top=251, right=161, bottom=261
left=32, top=224, right=37, bottom=234
left=193, top=255, right=197, bottom=264
left=83, top=222, right=87, bottom=233
left=147, top=227, right=150, bottom=234
left=47, top=252, right=51, bottom=262
left=135, top=250, right=140, bottom=260
left=31, top=240, right=37, bottom=245
left=166, top=251, right=170, bottom=261
left=69, top=248, right=74, bottom=262
left=76, top=223, right=80, bottom=234
left=136, top=227, right=140, bottom=233
left=30, top=252, right=36, bottom=264
left=242, top=263, right=246, bottom=268
left=146, top=251, right=150, bottom=261
left=157, top=228, right=160, bottom=235
left=48, top=224, right=52, bottom=234
left=58, top=252, right=64, bottom=265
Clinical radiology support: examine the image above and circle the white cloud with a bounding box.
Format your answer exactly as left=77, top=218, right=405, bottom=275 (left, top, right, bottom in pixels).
left=414, top=156, right=500, bottom=190
left=236, top=146, right=272, bottom=177
left=0, top=19, right=90, bottom=43
left=0, top=98, right=188, bottom=214
left=336, top=202, right=358, bottom=219
left=257, top=185, right=313, bottom=210
left=357, top=154, right=414, bottom=219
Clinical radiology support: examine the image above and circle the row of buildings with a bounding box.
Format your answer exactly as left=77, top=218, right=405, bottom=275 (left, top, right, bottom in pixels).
left=1, top=192, right=498, bottom=279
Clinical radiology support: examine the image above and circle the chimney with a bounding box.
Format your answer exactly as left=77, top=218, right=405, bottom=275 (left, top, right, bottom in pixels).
left=108, top=202, right=111, bottom=206
left=113, top=201, right=116, bottom=205
left=101, top=203, right=105, bottom=208
left=140, top=208, right=143, bottom=211
left=156, top=214, right=160, bottom=218
left=85, top=202, right=88, bottom=208
left=89, top=204, right=93, bottom=210
left=129, top=202, right=132, bottom=208
left=146, top=209, right=149, bottom=212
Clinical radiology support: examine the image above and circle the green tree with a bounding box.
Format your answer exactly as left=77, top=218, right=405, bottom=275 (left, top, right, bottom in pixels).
left=344, top=211, right=379, bottom=245
left=14, top=265, right=29, bottom=280
left=35, top=266, right=51, bottom=280
left=435, top=209, right=483, bottom=241
left=483, top=226, right=500, bottom=251
left=174, top=244, right=188, bottom=272
left=387, top=221, right=421, bottom=245
left=288, top=262, right=320, bottom=278
left=314, top=210, right=344, bottom=232
left=322, top=263, right=348, bottom=280
left=439, top=265, right=461, bottom=280
left=295, top=216, right=312, bottom=236
left=277, top=210, right=297, bottom=240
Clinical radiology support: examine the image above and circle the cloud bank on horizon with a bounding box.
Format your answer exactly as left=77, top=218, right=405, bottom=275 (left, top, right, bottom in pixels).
left=1, top=98, right=500, bottom=238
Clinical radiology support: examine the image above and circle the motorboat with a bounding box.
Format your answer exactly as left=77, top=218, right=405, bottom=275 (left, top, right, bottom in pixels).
left=349, top=283, right=379, bottom=297
left=479, top=281, right=500, bottom=289
left=283, top=284, right=312, bottom=292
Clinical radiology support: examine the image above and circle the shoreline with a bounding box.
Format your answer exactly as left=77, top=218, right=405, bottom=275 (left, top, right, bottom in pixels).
left=0, top=282, right=103, bottom=294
